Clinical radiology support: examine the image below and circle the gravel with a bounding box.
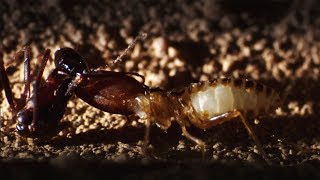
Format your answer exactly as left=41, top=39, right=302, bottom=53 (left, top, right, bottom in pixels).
left=1, top=0, right=320, bottom=179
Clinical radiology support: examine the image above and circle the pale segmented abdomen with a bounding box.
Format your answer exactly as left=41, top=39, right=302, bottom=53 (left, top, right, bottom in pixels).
left=186, top=78, right=281, bottom=120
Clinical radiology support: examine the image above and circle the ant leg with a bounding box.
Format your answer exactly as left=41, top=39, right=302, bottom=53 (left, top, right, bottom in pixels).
left=30, top=49, right=51, bottom=128
left=5, top=47, right=27, bottom=68
left=21, top=46, right=31, bottom=103
left=34, top=49, right=51, bottom=89
left=1, top=46, right=32, bottom=109
left=0, top=50, right=16, bottom=111
left=31, top=81, right=38, bottom=132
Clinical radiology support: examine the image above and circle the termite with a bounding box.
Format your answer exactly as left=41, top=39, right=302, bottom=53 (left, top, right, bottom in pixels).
left=130, top=78, right=281, bottom=164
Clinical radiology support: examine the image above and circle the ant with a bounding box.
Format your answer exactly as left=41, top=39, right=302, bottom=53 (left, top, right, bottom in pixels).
left=0, top=34, right=147, bottom=138
left=0, top=34, right=281, bottom=164
left=0, top=47, right=79, bottom=137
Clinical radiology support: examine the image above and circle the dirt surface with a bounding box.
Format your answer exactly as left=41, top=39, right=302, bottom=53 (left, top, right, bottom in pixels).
left=1, top=0, right=320, bottom=179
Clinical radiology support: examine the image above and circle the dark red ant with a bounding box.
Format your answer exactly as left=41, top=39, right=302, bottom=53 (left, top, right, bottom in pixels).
left=0, top=47, right=81, bottom=137
left=0, top=33, right=148, bottom=138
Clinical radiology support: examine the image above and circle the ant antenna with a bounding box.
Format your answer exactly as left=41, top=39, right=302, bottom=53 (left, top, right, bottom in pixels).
left=107, top=32, right=147, bottom=67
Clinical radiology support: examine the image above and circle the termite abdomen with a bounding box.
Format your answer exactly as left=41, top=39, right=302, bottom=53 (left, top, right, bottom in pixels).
left=186, top=78, right=281, bottom=120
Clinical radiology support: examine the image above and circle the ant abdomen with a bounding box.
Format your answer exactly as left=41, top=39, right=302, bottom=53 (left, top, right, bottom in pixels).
left=75, top=71, right=146, bottom=115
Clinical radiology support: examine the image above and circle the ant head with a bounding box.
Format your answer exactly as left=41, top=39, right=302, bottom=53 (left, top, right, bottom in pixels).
left=54, top=48, right=89, bottom=76
left=15, top=110, right=35, bottom=137
left=15, top=110, right=56, bottom=138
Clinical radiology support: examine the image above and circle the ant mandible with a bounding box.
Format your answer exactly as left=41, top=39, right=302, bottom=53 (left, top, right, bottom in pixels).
left=0, top=33, right=280, bottom=164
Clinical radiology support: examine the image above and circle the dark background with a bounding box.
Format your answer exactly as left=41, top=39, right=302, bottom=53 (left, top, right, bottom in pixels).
left=1, top=0, right=320, bottom=179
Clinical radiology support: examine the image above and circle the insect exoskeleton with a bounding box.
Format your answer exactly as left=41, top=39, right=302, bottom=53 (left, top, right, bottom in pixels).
left=132, top=78, right=281, bottom=130
left=130, top=77, right=281, bottom=164
left=130, top=90, right=177, bottom=130
left=183, top=78, right=281, bottom=128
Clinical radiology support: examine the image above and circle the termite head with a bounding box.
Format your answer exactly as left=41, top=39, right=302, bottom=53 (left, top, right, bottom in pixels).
left=54, top=47, right=89, bottom=76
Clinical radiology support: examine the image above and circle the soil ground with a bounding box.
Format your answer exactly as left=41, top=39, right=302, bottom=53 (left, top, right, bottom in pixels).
left=1, top=0, right=320, bottom=179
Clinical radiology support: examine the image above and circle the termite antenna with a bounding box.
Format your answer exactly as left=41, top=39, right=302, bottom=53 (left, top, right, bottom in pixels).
left=108, top=32, right=147, bottom=67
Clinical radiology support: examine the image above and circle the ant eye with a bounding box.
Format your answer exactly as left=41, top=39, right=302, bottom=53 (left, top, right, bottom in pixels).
left=16, top=123, right=28, bottom=135
left=16, top=111, right=32, bottom=125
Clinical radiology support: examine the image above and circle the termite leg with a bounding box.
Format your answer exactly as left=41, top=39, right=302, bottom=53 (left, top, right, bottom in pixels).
left=0, top=50, right=16, bottom=111
left=174, top=108, right=206, bottom=158
left=197, top=110, right=271, bottom=165
left=143, top=116, right=151, bottom=155
left=181, top=126, right=205, bottom=159
left=231, top=111, right=271, bottom=165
